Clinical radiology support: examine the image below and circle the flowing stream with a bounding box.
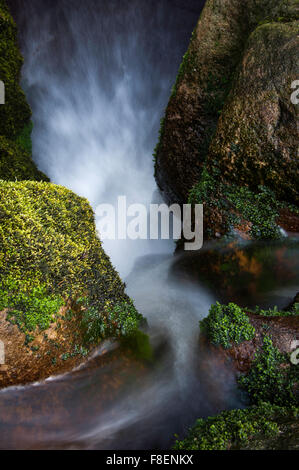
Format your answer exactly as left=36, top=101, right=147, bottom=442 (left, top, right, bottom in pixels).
left=0, top=0, right=298, bottom=450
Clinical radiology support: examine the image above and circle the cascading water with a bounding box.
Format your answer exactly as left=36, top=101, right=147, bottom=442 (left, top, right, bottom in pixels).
left=10, top=0, right=207, bottom=277
left=1, top=0, right=298, bottom=450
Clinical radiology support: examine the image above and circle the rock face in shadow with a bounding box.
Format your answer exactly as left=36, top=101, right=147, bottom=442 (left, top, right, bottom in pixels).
left=0, top=181, right=144, bottom=389
left=155, top=0, right=299, bottom=235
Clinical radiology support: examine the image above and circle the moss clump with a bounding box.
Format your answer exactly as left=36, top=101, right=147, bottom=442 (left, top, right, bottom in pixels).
left=189, top=168, right=292, bottom=239
left=250, top=304, right=299, bottom=317
left=238, top=335, right=299, bottom=407
left=200, top=302, right=255, bottom=349
left=173, top=403, right=299, bottom=450
left=0, top=135, right=48, bottom=181
left=0, top=181, right=144, bottom=342
left=14, top=121, right=33, bottom=154
left=0, top=0, right=31, bottom=139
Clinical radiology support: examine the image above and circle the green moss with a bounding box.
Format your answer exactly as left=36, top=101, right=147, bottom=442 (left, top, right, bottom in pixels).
left=170, top=28, right=197, bottom=99
left=0, top=1, right=46, bottom=182
left=0, top=277, right=63, bottom=332
left=14, top=121, right=33, bottom=154
left=200, top=302, right=256, bottom=349
left=204, top=72, right=233, bottom=116
left=173, top=403, right=299, bottom=450
left=0, top=135, right=48, bottom=181
left=189, top=169, right=289, bottom=239
left=250, top=304, right=299, bottom=317
left=81, top=299, right=144, bottom=343
left=0, top=0, right=31, bottom=139
left=0, top=181, right=143, bottom=341
left=238, top=335, right=299, bottom=407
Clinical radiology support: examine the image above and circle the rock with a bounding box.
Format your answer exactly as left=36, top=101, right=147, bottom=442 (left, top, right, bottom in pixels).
left=0, top=0, right=146, bottom=389
left=208, top=19, right=299, bottom=205
left=0, top=181, right=145, bottom=388
left=173, top=403, right=299, bottom=450
left=0, top=134, right=48, bottom=181
left=0, top=0, right=48, bottom=182
left=154, top=0, right=299, bottom=236
left=285, top=291, right=299, bottom=311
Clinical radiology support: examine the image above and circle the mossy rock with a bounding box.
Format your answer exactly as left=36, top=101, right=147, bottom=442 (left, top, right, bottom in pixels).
left=0, top=134, right=49, bottom=181
left=0, top=0, right=31, bottom=139
left=208, top=20, right=299, bottom=205
left=0, top=0, right=46, bottom=181
left=173, top=403, right=299, bottom=450
left=0, top=181, right=145, bottom=387
left=155, top=0, right=299, bottom=231
left=200, top=301, right=299, bottom=406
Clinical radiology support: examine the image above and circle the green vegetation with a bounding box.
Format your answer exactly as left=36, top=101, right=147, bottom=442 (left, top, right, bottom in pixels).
left=0, top=181, right=145, bottom=345
left=0, top=135, right=48, bottom=181
left=81, top=299, right=144, bottom=343
left=173, top=403, right=299, bottom=450
left=0, top=1, right=47, bottom=182
left=238, top=335, right=298, bottom=407
left=0, top=0, right=31, bottom=139
left=200, top=302, right=298, bottom=406
left=200, top=302, right=255, bottom=349
left=153, top=117, right=165, bottom=170
left=204, top=72, right=233, bottom=116
left=250, top=304, right=299, bottom=317
left=189, top=168, right=292, bottom=239
left=0, top=277, right=63, bottom=332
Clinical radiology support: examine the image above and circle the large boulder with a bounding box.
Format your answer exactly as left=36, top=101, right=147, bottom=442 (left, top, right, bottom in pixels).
left=173, top=403, right=299, bottom=450
left=208, top=19, right=299, bottom=205
left=155, top=0, right=299, bottom=236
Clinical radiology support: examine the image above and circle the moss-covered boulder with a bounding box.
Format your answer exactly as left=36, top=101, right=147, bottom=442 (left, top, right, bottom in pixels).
left=0, top=181, right=145, bottom=387
left=155, top=0, right=299, bottom=238
left=0, top=0, right=48, bottom=182
left=173, top=403, right=299, bottom=450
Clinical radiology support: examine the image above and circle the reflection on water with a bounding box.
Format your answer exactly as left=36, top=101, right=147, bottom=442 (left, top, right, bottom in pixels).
left=172, top=238, right=299, bottom=310
left=0, top=242, right=298, bottom=449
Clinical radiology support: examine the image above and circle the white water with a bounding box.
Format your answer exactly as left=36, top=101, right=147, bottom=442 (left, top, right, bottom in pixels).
left=17, top=0, right=203, bottom=276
